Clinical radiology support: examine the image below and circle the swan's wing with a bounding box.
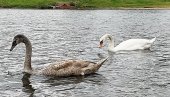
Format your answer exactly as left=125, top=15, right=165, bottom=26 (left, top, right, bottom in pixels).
left=51, top=60, right=95, bottom=69
left=114, top=39, right=152, bottom=51
left=41, top=60, right=98, bottom=76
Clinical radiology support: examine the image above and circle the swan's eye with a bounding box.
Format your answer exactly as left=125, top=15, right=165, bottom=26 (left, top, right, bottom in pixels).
left=15, top=38, right=20, bottom=44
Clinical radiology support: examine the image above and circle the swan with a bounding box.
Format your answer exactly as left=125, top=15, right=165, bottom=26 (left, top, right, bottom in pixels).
left=99, top=34, right=156, bottom=52
left=10, top=34, right=108, bottom=76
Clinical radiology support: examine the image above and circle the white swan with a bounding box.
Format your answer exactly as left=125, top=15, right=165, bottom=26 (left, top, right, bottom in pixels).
left=10, top=34, right=108, bottom=76
left=99, top=34, right=156, bottom=52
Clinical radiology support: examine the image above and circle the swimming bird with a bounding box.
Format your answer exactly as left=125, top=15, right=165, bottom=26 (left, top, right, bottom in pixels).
left=10, top=34, right=108, bottom=76
left=99, top=34, right=156, bottom=52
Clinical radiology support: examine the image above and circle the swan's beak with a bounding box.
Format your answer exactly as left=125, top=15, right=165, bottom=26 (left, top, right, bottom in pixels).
left=99, top=40, right=104, bottom=48
left=10, top=41, right=17, bottom=51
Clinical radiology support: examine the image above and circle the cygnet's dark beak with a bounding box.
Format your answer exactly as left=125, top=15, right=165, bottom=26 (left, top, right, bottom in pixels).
left=10, top=41, right=17, bottom=51
left=99, top=40, right=104, bottom=48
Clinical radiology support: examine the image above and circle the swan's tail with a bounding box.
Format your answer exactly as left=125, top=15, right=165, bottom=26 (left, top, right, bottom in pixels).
left=97, top=56, right=109, bottom=66
left=150, top=37, right=156, bottom=43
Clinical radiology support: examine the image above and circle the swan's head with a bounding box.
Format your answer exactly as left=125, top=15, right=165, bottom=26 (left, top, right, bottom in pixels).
left=10, top=34, right=27, bottom=51
left=99, top=34, right=112, bottom=48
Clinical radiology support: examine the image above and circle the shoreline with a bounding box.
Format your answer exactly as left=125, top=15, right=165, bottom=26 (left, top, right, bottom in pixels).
left=1, top=0, right=170, bottom=10
left=1, top=7, right=170, bottom=10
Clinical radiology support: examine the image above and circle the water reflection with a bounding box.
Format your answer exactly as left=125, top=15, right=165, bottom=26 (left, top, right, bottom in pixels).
left=22, top=73, right=35, bottom=97
left=21, top=72, right=107, bottom=96
left=41, top=73, right=107, bottom=86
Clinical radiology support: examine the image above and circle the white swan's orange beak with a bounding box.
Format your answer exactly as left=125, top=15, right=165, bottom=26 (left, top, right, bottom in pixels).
left=99, top=40, right=104, bottom=48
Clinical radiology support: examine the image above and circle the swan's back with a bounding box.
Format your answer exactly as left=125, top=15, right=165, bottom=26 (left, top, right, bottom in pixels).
left=39, top=60, right=101, bottom=76
left=114, top=38, right=155, bottom=51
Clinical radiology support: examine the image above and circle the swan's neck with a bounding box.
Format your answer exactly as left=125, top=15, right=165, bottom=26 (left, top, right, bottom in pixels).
left=108, top=36, right=114, bottom=51
left=24, top=39, right=33, bottom=73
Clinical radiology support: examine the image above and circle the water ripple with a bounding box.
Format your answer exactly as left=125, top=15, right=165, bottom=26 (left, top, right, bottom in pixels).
left=0, top=9, right=170, bottom=97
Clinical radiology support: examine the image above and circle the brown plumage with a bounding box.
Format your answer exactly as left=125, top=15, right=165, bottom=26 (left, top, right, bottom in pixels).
left=10, top=34, right=108, bottom=76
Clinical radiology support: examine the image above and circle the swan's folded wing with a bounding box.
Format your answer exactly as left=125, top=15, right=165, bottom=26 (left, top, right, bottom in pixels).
left=114, top=39, right=152, bottom=51
left=40, top=60, right=97, bottom=76
left=52, top=60, right=92, bottom=69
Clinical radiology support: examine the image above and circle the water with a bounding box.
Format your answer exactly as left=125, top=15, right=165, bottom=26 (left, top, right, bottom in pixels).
left=0, top=9, right=170, bottom=97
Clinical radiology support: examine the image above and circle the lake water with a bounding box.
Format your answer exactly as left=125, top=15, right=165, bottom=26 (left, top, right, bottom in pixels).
left=0, top=9, right=170, bottom=97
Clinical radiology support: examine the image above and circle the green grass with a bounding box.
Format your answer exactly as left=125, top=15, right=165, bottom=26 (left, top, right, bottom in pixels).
left=1, top=0, right=170, bottom=9
left=0, top=0, right=70, bottom=8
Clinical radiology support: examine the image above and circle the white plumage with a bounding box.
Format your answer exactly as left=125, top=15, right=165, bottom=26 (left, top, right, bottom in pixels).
left=99, top=34, right=156, bottom=52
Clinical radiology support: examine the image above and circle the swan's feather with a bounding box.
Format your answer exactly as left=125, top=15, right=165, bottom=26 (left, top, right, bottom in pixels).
left=39, top=60, right=103, bottom=76
left=100, top=34, right=156, bottom=52
left=114, top=39, right=153, bottom=51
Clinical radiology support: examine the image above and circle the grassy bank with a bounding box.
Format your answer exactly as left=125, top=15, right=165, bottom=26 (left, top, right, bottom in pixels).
left=1, top=0, right=170, bottom=9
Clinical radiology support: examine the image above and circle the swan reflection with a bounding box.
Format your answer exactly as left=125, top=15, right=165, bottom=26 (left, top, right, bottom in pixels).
left=22, top=73, right=35, bottom=97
